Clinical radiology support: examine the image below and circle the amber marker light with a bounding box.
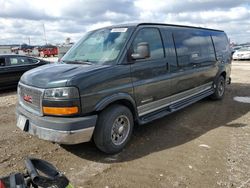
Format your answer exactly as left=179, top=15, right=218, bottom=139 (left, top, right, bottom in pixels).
left=43, top=106, right=79, bottom=115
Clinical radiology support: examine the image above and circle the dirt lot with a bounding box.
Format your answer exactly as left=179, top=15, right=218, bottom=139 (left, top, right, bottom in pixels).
left=0, top=61, right=250, bottom=188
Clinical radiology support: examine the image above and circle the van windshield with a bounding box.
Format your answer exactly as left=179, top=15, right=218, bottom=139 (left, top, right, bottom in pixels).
left=62, top=28, right=130, bottom=64
left=238, top=47, right=250, bottom=51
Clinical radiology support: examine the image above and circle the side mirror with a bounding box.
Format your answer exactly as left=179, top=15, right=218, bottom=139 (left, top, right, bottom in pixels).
left=131, top=42, right=150, bottom=60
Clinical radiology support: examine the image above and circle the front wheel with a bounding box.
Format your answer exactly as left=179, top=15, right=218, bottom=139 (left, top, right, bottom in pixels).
left=210, top=75, right=226, bottom=100
left=94, top=105, right=134, bottom=154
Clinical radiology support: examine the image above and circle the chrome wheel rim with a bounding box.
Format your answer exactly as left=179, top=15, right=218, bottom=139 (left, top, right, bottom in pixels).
left=111, top=115, right=130, bottom=146
left=218, top=79, right=225, bottom=96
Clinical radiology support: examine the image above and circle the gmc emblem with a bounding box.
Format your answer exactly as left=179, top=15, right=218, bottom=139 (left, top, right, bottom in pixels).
left=23, top=95, right=33, bottom=103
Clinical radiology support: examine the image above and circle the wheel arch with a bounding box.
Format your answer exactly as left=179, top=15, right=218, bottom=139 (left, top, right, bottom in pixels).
left=220, top=71, right=226, bottom=79
left=214, top=69, right=227, bottom=84
left=95, top=93, right=138, bottom=121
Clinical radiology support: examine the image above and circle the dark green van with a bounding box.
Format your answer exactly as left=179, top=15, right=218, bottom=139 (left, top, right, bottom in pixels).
left=16, top=23, right=231, bottom=154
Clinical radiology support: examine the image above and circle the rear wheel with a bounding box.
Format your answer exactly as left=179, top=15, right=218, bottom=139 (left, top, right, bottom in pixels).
left=94, top=105, right=134, bottom=154
left=210, top=75, right=226, bottom=100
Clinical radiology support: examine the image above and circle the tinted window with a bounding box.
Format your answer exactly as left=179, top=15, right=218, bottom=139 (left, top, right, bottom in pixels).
left=0, top=58, right=5, bottom=66
left=212, top=33, right=230, bottom=61
left=9, top=57, right=30, bottom=66
left=132, top=28, right=164, bottom=60
left=212, top=33, right=228, bottom=52
left=28, top=58, right=39, bottom=64
left=161, top=30, right=178, bottom=72
left=173, top=30, right=215, bottom=67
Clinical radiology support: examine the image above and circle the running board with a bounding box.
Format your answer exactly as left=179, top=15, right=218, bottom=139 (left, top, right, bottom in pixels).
left=138, top=88, right=214, bottom=124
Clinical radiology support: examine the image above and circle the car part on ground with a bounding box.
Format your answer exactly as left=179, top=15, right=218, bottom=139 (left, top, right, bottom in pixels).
left=0, top=158, right=73, bottom=188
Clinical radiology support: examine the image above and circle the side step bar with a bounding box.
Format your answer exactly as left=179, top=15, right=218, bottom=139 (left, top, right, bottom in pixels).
left=138, top=88, right=214, bottom=124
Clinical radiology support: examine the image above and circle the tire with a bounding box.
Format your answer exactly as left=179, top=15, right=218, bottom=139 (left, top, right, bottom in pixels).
left=210, top=75, right=226, bottom=100
left=94, top=105, right=134, bottom=154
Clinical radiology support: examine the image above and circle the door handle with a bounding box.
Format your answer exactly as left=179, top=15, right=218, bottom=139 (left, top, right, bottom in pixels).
left=192, top=63, right=200, bottom=68
left=166, top=62, right=169, bottom=71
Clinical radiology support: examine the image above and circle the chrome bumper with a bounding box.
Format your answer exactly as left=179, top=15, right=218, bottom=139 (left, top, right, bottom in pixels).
left=16, top=105, right=97, bottom=145
left=28, top=124, right=95, bottom=145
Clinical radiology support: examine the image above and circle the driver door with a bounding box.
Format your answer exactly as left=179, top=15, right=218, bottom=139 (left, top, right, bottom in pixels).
left=128, top=27, right=171, bottom=116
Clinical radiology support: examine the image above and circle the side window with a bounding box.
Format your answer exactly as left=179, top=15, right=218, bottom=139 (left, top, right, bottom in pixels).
left=9, top=57, right=30, bottom=66
left=199, top=36, right=216, bottom=63
left=162, top=30, right=178, bottom=72
left=9, top=58, right=19, bottom=65
left=173, top=30, right=216, bottom=67
left=0, top=58, right=5, bottom=66
left=132, top=28, right=164, bottom=60
left=212, top=33, right=230, bottom=61
left=28, top=58, right=39, bottom=64
left=212, top=33, right=228, bottom=52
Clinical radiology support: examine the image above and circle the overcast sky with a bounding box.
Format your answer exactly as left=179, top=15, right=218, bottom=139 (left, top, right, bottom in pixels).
left=0, top=0, right=249, bottom=45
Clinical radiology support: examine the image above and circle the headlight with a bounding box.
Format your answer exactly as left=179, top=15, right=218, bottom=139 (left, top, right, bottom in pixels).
left=44, top=87, right=79, bottom=99
left=43, top=87, right=80, bottom=116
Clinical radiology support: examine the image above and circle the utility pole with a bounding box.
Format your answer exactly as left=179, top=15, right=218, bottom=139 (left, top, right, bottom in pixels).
left=43, top=23, right=47, bottom=45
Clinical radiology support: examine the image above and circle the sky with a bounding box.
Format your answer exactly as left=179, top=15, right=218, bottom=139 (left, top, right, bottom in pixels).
left=0, top=0, right=249, bottom=45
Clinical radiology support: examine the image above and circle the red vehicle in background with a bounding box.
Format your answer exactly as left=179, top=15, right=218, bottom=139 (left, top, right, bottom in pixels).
left=38, top=44, right=58, bottom=57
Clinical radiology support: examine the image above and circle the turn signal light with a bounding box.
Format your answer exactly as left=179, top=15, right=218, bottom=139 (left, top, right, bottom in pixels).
left=43, top=106, right=79, bottom=115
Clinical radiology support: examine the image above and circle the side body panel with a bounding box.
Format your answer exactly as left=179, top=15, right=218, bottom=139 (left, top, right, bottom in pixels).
left=165, top=27, right=218, bottom=97
left=68, top=65, right=134, bottom=115
left=135, top=26, right=219, bottom=117
left=211, top=32, right=232, bottom=82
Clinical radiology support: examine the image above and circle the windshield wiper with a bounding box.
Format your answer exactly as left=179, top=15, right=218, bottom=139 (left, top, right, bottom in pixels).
left=63, top=59, right=93, bottom=65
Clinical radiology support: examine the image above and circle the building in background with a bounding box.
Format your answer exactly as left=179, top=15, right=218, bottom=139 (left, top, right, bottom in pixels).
left=0, top=45, right=12, bottom=54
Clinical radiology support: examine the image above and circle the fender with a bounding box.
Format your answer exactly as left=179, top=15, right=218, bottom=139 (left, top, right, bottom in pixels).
left=213, top=63, right=227, bottom=83
left=95, top=93, right=137, bottom=113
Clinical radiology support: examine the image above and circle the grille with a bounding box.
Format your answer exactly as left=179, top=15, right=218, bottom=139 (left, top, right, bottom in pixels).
left=18, top=83, right=44, bottom=115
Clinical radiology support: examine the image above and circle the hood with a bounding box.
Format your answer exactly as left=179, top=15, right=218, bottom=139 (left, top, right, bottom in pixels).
left=20, top=63, right=109, bottom=88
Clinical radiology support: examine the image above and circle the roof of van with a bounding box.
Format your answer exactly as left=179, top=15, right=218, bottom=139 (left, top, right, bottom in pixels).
left=105, top=22, right=224, bottom=32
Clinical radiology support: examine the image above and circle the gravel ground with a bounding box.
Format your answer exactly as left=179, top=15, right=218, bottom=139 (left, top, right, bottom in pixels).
left=0, top=61, right=249, bottom=188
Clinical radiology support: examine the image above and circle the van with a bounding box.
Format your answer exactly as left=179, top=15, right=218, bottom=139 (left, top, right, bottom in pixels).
left=16, top=23, right=231, bottom=154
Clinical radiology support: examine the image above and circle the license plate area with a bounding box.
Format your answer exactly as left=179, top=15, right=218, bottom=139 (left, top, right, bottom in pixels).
left=17, top=115, right=28, bottom=131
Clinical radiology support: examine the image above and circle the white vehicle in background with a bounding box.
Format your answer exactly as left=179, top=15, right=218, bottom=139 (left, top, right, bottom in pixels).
left=233, top=47, right=250, bottom=60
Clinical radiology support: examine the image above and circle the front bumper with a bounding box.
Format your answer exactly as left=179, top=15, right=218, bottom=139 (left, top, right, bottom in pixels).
left=16, top=105, right=97, bottom=144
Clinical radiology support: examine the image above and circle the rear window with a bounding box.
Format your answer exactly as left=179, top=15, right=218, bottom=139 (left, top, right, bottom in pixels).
left=212, top=33, right=230, bottom=61
left=238, top=47, right=250, bottom=51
